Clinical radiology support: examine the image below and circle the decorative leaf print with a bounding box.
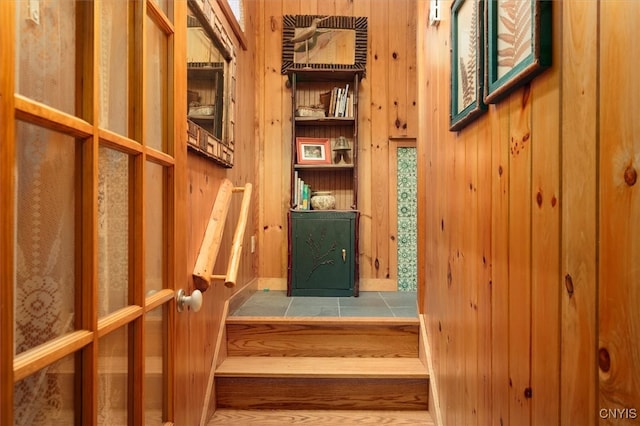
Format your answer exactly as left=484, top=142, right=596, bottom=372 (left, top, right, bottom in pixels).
left=460, top=0, right=478, bottom=108
left=460, top=57, right=474, bottom=107
left=497, top=0, right=532, bottom=68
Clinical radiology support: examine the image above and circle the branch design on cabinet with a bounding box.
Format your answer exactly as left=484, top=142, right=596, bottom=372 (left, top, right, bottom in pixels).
left=305, top=228, right=336, bottom=281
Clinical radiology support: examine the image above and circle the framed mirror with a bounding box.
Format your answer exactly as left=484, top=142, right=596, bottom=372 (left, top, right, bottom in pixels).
left=187, top=0, right=236, bottom=167
left=281, top=15, right=368, bottom=74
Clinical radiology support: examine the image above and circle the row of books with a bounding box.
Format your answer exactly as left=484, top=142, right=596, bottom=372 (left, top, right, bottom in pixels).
left=326, top=84, right=353, bottom=118
left=293, top=172, right=311, bottom=210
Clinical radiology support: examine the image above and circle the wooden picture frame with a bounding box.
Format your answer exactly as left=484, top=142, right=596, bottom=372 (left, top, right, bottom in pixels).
left=281, top=15, right=368, bottom=74
left=450, top=0, right=487, bottom=131
left=484, top=0, right=552, bottom=104
left=296, top=137, right=332, bottom=165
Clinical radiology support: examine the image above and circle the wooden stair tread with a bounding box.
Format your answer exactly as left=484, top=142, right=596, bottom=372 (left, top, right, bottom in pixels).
left=216, top=356, right=428, bottom=379
left=207, top=409, right=435, bottom=425
left=225, top=316, right=420, bottom=326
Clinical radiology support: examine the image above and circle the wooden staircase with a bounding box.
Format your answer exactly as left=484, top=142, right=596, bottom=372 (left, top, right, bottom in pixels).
left=210, top=316, right=433, bottom=424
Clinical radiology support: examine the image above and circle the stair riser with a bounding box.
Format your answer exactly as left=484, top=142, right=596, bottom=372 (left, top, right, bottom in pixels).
left=216, top=377, right=429, bottom=410
left=226, top=323, right=420, bottom=358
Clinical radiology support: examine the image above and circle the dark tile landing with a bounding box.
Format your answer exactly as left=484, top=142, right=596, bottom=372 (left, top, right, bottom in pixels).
left=230, top=291, right=417, bottom=318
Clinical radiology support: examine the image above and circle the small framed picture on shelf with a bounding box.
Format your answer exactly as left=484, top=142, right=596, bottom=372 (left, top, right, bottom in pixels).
left=296, top=137, right=332, bottom=165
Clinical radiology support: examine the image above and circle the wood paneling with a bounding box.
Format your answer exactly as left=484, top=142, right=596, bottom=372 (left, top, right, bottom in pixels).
left=369, top=0, right=391, bottom=281
left=530, top=9, right=561, bottom=424
left=598, top=0, right=640, bottom=419
left=256, top=0, right=418, bottom=286
left=507, top=86, right=533, bottom=426
left=559, top=2, right=598, bottom=423
left=178, top=0, right=259, bottom=423
left=418, top=0, right=640, bottom=425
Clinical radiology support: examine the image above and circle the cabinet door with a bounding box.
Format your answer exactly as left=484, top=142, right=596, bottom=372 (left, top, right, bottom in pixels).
left=291, top=212, right=355, bottom=296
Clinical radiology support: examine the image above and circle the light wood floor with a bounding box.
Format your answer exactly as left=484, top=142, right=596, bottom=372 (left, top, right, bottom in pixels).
left=207, top=409, right=435, bottom=425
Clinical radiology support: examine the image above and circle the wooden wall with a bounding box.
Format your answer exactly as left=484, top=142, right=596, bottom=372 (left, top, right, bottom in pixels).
left=418, top=1, right=640, bottom=425
left=255, top=0, right=418, bottom=290
left=176, top=0, right=258, bottom=424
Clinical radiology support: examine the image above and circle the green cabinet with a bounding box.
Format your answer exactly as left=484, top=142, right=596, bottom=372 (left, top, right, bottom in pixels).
left=288, top=211, right=359, bottom=297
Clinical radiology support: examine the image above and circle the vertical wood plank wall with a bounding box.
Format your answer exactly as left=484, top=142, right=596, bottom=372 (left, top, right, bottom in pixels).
left=418, top=1, right=640, bottom=425
left=177, top=1, right=258, bottom=423
left=256, top=0, right=418, bottom=289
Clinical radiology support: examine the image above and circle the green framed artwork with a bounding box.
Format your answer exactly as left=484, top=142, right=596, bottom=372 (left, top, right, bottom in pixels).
left=484, top=0, right=552, bottom=104
left=450, top=0, right=487, bottom=131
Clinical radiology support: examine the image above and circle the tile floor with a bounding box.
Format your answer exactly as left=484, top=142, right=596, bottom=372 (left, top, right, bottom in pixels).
left=230, top=290, right=418, bottom=318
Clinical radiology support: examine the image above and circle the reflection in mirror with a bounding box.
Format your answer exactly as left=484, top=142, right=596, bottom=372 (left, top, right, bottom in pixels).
left=187, top=7, right=225, bottom=140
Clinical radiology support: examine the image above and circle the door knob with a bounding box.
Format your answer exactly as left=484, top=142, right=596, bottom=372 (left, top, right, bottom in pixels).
left=176, top=289, right=203, bottom=312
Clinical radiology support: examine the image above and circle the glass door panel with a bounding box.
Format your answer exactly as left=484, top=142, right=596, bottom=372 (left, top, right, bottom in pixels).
left=145, top=16, right=169, bottom=153
left=98, top=0, right=131, bottom=135
left=145, top=161, right=166, bottom=293
left=15, top=0, right=77, bottom=116
left=144, top=306, right=166, bottom=425
left=14, top=121, right=78, bottom=355
left=14, top=353, right=77, bottom=425
left=97, top=327, right=129, bottom=425
left=98, top=146, right=131, bottom=317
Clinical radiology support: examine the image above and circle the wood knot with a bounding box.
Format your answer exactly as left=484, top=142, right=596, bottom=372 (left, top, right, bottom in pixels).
left=536, top=191, right=543, bottom=207
left=392, top=52, right=398, bottom=59
left=599, top=347, right=611, bottom=372
left=524, top=387, right=532, bottom=399
left=624, top=165, right=637, bottom=186
left=564, top=274, right=574, bottom=297
left=498, top=165, right=503, bottom=176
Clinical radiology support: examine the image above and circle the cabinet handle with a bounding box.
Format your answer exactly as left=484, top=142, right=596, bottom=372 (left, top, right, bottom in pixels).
left=342, top=249, right=346, bottom=262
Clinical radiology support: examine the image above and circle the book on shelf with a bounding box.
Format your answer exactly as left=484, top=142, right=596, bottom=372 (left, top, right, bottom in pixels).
left=324, top=85, right=351, bottom=118
left=339, top=83, right=349, bottom=117
left=293, top=175, right=310, bottom=210
left=328, top=87, right=337, bottom=117
left=333, top=87, right=342, bottom=117
left=293, top=171, right=299, bottom=207
left=301, top=183, right=310, bottom=210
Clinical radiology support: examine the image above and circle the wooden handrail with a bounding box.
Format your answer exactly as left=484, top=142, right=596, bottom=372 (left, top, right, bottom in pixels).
left=192, top=179, right=234, bottom=292
left=211, top=183, right=252, bottom=288
left=192, top=180, right=253, bottom=292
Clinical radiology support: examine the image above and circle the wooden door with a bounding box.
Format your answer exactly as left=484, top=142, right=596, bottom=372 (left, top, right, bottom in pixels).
left=0, top=1, right=187, bottom=424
